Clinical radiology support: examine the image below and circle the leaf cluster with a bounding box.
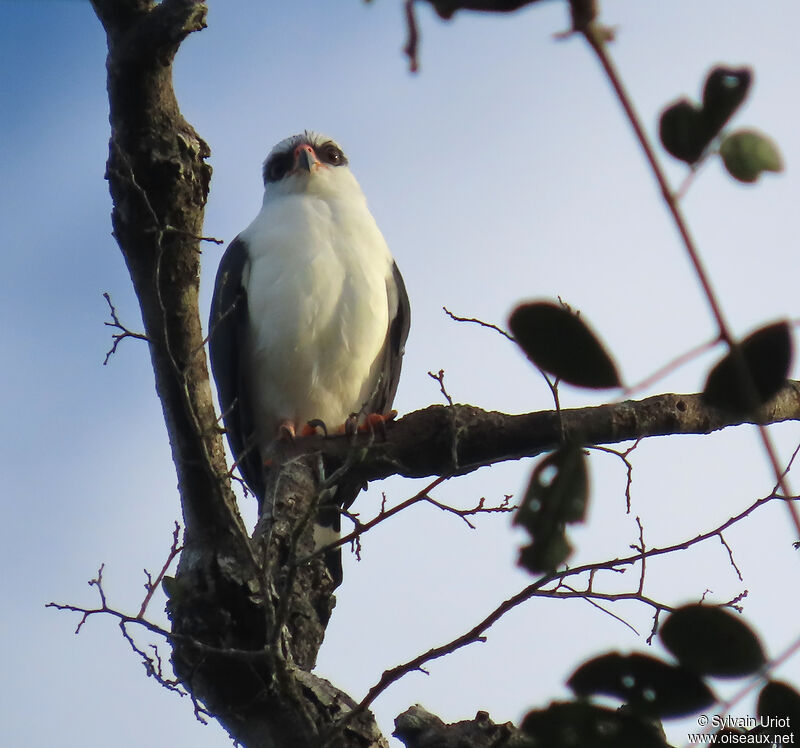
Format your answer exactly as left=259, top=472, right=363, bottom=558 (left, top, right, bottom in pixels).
left=507, top=82, right=793, bottom=566
left=521, top=605, right=800, bottom=747
left=659, top=66, right=783, bottom=183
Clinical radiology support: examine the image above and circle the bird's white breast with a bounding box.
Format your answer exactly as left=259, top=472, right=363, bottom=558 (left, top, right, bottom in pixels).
left=239, top=189, right=393, bottom=445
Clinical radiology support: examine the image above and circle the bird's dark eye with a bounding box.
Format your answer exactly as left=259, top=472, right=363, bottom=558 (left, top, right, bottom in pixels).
left=263, top=152, right=293, bottom=183
left=320, top=143, right=347, bottom=166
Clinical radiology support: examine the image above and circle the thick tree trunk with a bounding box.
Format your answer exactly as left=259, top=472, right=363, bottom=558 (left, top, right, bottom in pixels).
left=90, top=2, right=387, bottom=746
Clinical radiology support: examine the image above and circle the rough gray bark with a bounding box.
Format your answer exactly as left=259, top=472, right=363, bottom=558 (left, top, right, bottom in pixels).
left=87, top=2, right=798, bottom=747
left=394, top=705, right=531, bottom=747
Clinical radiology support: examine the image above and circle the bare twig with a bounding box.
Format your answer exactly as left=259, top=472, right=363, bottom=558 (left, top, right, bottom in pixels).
left=343, top=571, right=675, bottom=728
left=422, top=494, right=515, bottom=529
left=163, top=226, right=223, bottom=245
left=294, top=476, right=450, bottom=567
left=773, top=440, right=800, bottom=492
left=428, top=369, right=454, bottom=406
left=47, top=561, right=264, bottom=728
left=120, top=622, right=184, bottom=694
left=556, top=582, right=640, bottom=635
left=722, top=590, right=748, bottom=613
left=530, top=587, right=673, bottom=616
left=442, top=305, right=562, bottom=411
left=590, top=440, right=640, bottom=513
left=403, top=0, right=420, bottom=72
left=646, top=608, right=662, bottom=645
left=102, top=292, right=149, bottom=365
left=295, top=478, right=514, bottom=567
left=633, top=516, right=646, bottom=595
left=443, top=306, right=515, bottom=342
left=717, top=532, right=743, bottom=582
left=138, top=521, right=183, bottom=618
left=47, top=566, right=173, bottom=641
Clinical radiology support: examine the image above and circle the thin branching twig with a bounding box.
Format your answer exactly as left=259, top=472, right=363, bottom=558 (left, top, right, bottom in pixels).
left=427, top=369, right=454, bottom=406
left=102, top=292, right=149, bottom=364
left=581, top=19, right=800, bottom=540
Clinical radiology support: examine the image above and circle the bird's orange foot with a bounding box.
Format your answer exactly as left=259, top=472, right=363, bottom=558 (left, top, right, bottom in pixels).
left=360, top=410, right=397, bottom=433
left=341, top=410, right=397, bottom=438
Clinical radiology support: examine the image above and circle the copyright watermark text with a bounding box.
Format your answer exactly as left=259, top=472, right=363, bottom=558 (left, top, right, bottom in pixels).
left=688, top=715, right=795, bottom=744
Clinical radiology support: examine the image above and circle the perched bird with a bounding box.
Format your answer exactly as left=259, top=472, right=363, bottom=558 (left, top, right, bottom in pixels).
left=208, top=131, right=410, bottom=580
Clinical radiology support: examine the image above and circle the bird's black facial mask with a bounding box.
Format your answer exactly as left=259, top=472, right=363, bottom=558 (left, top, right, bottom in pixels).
left=262, top=139, right=348, bottom=184
left=263, top=151, right=294, bottom=183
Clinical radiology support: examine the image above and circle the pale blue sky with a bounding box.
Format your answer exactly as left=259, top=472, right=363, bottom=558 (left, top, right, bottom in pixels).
left=3, top=1, right=800, bottom=746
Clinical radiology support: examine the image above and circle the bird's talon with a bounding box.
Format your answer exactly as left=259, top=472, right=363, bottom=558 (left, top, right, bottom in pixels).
left=303, top=419, right=328, bottom=437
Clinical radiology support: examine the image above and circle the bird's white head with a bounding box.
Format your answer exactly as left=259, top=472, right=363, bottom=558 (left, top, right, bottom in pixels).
left=261, top=130, right=364, bottom=204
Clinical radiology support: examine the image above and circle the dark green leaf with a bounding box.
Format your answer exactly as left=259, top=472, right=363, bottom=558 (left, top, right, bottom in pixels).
left=660, top=605, right=766, bottom=677
left=518, top=536, right=571, bottom=575
left=521, top=701, right=670, bottom=748
left=659, top=99, right=710, bottom=164
left=703, top=321, right=792, bottom=414
left=758, top=681, right=800, bottom=739
left=515, top=446, right=589, bottom=574
left=515, top=446, right=589, bottom=532
left=509, top=302, right=621, bottom=388
left=702, top=66, right=752, bottom=138
left=720, top=129, right=784, bottom=183
left=660, top=66, right=752, bottom=165
left=568, top=652, right=715, bottom=718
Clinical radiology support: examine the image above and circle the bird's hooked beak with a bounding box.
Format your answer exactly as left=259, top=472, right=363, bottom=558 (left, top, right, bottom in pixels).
left=293, top=143, right=320, bottom=173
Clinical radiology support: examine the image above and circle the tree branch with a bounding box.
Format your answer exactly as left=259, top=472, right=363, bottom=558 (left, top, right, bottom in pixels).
left=276, top=382, right=800, bottom=486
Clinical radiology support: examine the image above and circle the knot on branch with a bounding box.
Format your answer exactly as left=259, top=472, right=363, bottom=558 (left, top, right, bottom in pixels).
left=394, top=705, right=526, bottom=747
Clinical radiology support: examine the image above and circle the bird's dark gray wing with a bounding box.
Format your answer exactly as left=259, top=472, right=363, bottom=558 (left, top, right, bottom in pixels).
left=208, top=236, right=265, bottom=500
left=370, top=260, right=411, bottom=415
